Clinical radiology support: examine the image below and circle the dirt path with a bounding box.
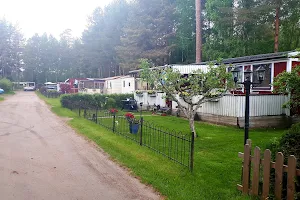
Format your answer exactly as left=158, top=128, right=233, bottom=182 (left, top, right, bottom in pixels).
left=0, top=92, right=160, bottom=200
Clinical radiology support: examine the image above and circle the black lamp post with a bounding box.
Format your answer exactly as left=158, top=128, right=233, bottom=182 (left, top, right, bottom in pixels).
left=231, top=66, right=266, bottom=145
left=139, top=102, right=143, bottom=117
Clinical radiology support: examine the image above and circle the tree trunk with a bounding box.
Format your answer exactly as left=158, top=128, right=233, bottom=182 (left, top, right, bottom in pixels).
left=195, top=0, right=202, bottom=63
left=189, top=115, right=197, bottom=138
left=274, top=6, right=280, bottom=52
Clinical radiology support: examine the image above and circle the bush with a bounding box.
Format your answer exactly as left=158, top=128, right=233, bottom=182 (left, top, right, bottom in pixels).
left=60, top=93, right=134, bottom=110
left=266, top=123, right=300, bottom=199
left=105, top=98, right=116, bottom=109
left=0, top=78, right=13, bottom=92
left=39, top=86, right=47, bottom=93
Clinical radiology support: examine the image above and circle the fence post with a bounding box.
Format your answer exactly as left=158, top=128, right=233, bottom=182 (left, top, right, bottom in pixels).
left=95, top=107, right=98, bottom=124
left=139, top=117, right=143, bottom=146
left=189, top=132, right=195, bottom=172
left=242, top=142, right=251, bottom=195
left=112, top=113, right=116, bottom=133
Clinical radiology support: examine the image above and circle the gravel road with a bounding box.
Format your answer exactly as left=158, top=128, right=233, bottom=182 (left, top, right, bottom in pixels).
left=0, top=92, right=160, bottom=200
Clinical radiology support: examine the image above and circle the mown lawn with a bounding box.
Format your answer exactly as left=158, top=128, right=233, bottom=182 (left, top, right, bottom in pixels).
left=37, top=92, right=285, bottom=200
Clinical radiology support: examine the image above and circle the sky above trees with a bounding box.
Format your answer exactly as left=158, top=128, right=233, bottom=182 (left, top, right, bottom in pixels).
left=0, top=0, right=113, bottom=38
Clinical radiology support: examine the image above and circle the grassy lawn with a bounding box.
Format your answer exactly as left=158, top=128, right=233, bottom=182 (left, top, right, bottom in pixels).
left=37, top=92, right=285, bottom=200
left=0, top=96, right=4, bottom=101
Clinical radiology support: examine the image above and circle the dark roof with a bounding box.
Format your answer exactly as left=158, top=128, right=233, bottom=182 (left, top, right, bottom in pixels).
left=196, top=51, right=293, bottom=65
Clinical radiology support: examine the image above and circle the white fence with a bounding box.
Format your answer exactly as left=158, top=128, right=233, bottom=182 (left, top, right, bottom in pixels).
left=134, top=92, right=289, bottom=117
left=197, top=95, right=289, bottom=117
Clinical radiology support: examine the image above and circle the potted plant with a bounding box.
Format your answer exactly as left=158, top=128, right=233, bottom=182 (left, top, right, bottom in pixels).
left=124, top=112, right=139, bottom=134
left=147, top=90, right=156, bottom=97
left=135, top=90, right=144, bottom=97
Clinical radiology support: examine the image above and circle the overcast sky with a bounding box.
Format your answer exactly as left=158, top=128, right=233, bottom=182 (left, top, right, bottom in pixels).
left=0, top=0, right=113, bottom=39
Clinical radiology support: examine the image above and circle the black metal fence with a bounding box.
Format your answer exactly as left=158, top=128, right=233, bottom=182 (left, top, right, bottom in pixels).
left=80, top=108, right=194, bottom=171
left=41, top=91, right=62, bottom=98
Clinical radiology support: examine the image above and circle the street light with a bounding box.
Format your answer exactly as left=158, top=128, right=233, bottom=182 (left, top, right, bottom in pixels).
left=139, top=102, right=143, bottom=117
left=231, top=66, right=266, bottom=145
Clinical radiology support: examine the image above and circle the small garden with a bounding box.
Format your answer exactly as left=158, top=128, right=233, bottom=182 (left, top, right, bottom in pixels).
left=36, top=92, right=291, bottom=200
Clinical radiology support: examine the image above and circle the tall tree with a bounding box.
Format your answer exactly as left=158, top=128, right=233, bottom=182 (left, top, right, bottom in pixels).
left=174, top=0, right=196, bottom=63
left=82, top=0, right=129, bottom=77
left=195, top=0, right=202, bottom=63
left=116, top=0, right=176, bottom=72
left=0, top=19, right=23, bottom=80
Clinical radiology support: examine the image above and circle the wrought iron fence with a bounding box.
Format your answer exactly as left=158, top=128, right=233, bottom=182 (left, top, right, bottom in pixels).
left=80, top=108, right=194, bottom=171
left=40, top=91, right=62, bottom=98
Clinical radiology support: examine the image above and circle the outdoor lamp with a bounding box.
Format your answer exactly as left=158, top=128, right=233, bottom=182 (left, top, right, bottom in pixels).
left=231, top=67, right=241, bottom=83
left=139, top=102, right=143, bottom=117
left=244, top=67, right=253, bottom=81
left=255, top=66, right=266, bottom=83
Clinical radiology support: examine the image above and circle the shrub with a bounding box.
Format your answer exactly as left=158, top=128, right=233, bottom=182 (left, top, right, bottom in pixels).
left=105, top=98, right=116, bottom=109
left=39, top=86, right=47, bottom=93
left=60, top=84, right=72, bottom=94
left=266, top=123, right=300, bottom=199
left=0, top=78, right=13, bottom=92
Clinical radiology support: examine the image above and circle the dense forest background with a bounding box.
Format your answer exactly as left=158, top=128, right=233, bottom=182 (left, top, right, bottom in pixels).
left=1, top=0, right=300, bottom=83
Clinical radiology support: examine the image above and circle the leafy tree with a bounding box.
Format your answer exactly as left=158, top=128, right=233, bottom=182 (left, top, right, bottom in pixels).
left=173, top=0, right=196, bottom=63
left=139, top=59, right=233, bottom=137
left=116, top=0, right=176, bottom=72
left=0, top=19, right=24, bottom=80
left=23, top=33, right=60, bottom=83
left=82, top=1, right=129, bottom=77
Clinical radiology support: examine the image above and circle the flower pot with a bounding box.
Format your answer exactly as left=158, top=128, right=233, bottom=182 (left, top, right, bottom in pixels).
left=129, top=123, right=139, bottom=134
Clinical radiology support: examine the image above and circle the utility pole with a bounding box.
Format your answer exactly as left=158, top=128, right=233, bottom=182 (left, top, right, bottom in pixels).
left=195, top=0, right=202, bottom=63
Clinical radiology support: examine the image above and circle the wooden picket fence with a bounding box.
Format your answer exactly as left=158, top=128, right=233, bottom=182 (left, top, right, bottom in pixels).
left=237, top=140, right=300, bottom=199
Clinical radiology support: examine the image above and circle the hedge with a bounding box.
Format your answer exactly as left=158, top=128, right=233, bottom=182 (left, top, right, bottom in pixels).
left=265, top=123, right=300, bottom=199
left=60, top=93, right=134, bottom=110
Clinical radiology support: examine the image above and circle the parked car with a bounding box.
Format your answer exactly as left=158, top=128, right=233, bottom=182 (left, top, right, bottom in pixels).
left=0, top=88, right=4, bottom=94
left=24, top=86, right=35, bottom=91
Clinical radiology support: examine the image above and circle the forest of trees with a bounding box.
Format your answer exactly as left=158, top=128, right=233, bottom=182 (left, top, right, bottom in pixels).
left=1, top=0, right=300, bottom=83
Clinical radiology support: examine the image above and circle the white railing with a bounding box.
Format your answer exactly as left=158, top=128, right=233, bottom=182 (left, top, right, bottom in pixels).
left=175, top=94, right=289, bottom=117
left=134, top=92, right=289, bottom=117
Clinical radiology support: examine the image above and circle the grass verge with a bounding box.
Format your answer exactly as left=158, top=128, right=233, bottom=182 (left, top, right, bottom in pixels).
left=37, top=92, right=284, bottom=200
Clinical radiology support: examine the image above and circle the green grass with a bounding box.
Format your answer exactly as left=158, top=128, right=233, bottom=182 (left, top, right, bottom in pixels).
left=37, top=93, right=285, bottom=200
left=0, top=96, right=4, bottom=101
left=5, top=91, right=15, bottom=95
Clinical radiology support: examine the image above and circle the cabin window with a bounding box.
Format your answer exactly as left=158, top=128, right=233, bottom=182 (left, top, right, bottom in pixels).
left=123, top=81, right=125, bottom=87
left=110, top=82, right=112, bottom=88
left=128, top=82, right=131, bottom=87
left=95, top=82, right=100, bottom=89
left=252, top=63, right=271, bottom=89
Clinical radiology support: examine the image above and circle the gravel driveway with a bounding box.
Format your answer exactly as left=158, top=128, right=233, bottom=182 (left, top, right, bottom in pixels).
left=0, top=92, right=160, bottom=200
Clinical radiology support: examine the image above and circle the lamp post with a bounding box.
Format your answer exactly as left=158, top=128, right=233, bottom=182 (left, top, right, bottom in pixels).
left=231, top=66, right=266, bottom=145
left=139, top=102, right=143, bottom=117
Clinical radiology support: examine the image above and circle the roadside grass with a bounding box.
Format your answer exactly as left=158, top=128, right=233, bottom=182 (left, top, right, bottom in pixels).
left=37, top=93, right=285, bottom=200
left=0, top=91, right=16, bottom=101
left=5, top=91, right=15, bottom=95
